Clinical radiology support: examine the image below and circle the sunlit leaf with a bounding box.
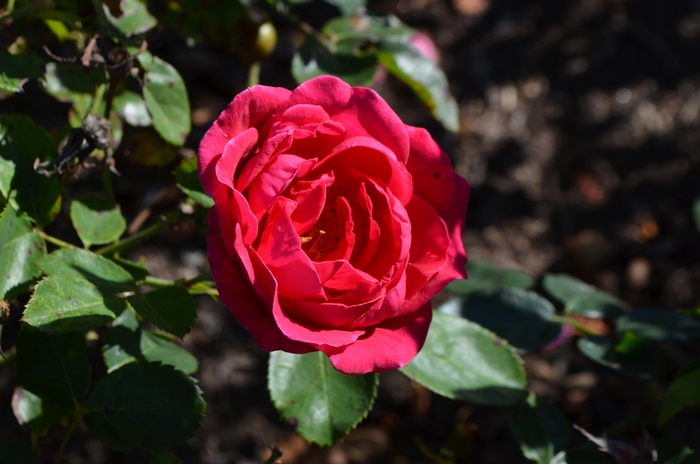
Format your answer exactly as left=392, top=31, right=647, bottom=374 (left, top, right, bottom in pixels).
left=269, top=351, right=378, bottom=446
left=127, top=287, right=196, bottom=337
left=0, top=205, right=45, bottom=301
left=175, top=157, right=214, bottom=208
left=11, top=387, right=72, bottom=437
left=70, top=196, right=127, bottom=247
left=400, top=310, right=527, bottom=405
left=0, top=51, right=43, bottom=93
left=114, top=90, right=152, bottom=127
left=447, top=260, right=534, bottom=295
left=102, top=0, right=157, bottom=37
left=292, top=36, right=379, bottom=87
left=543, top=274, right=628, bottom=318
left=577, top=333, right=655, bottom=379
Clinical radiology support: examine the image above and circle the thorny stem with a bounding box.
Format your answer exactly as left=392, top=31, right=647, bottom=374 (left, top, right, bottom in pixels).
left=54, top=413, right=80, bottom=464
left=94, top=212, right=178, bottom=257
left=36, top=230, right=77, bottom=250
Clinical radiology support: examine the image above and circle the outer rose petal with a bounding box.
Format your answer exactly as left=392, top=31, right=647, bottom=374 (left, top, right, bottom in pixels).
left=321, top=302, right=433, bottom=374
left=207, top=209, right=312, bottom=354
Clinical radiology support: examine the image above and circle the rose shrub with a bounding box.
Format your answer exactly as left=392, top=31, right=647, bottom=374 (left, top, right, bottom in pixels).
left=198, top=75, right=469, bottom=374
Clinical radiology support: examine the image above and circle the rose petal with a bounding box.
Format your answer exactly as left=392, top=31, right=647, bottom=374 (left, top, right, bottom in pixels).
left=280, top=293, right=380, bottom=329
left=256, top=197, right=326, bottom=301
left=278, top=75, right=410, bottom=164
left=289, top=173, right=335, bottom=233
left=321, top=302, right=433, bottom=374
left=235, top=132, right=293, bottom=192
left=247, top=154, right=312, bottom=219
left=207, top=209, right=311, bottom=354
left=405, top=125, right=457, bottom=216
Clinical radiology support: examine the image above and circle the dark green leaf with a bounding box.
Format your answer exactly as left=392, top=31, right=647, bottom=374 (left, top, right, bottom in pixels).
left=543, top=273, right=628, bottom=318
left=442, top=289, right=561, bottom=351
left=577, top=333, right=655, bottom=379
left=0, top=157, right=14, bottom=200
left=322, top=15, right=413, bottom=45
left=175, top=157, right=214, bottom=208
left=141, top=55, right=191, bottom=146
left=400, top=310, right=527, bottom=406
left=0, top=438, right=42, bottom=464
left=655, top=439, right=695, bottom=464
left=269, top=351, right=378, bottom=446
left=16, top=324, right=91, bottom=407
left=11, top=387, right=72, bottom=437
left=0, top=115, right=61, bottom=225
left=0, top=205, right=45, bottom=301
left=551, top=447, right=616, bottom=464
left=114, top=90, right=152, bottom=126
left=378, top=43, right=459, bottom=132
left=102, top=0, right=157, bottom=37
left=617, top=308, right=700, bottom=342
left=36, top=248, right=136, bottom=294
left=0, top=51, right=43, bottom=93
left=292, top=36, right=379, bottom=87
left=112, top=257, right=150, bottom=282
left=127, top=287, right=196, bottom=337
left=22, top=274, right=124, bottom=332
left=84, top=363, right=205, bottom=453
left=103, top=309, right=198, bottom=374
left=447, top=260, right=534, bottom=295
left=70, top=196, right=127, bottom=247
left=659, top=363, right=700, bottom=426
left=323, top=0, right=365, bottom=16
left=510, top=394, right=555, bottom=464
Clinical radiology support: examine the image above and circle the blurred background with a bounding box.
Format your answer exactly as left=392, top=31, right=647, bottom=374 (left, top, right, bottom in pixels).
left=1, top=0, right=700, bottom=462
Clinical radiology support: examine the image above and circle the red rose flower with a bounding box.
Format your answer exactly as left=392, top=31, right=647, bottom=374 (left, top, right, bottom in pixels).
left=198, top=75, right=469, bottom=374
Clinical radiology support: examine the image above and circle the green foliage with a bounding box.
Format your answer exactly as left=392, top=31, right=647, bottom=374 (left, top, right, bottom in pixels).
left=11, top=387, right=73, bottom=437
left=0, top=115, right=61, bottom=225
left=577, top=333, right=656, bottom=379
left=0, top=205, right=45, bottom=302
left=443, top=288, right=562, bottom=351
left=83, top=363, right=205, bottom=453
left=400, top=310, right=528, bottom=405
left=101, top=0, right=157, bottom=37
left=510, top=394, right=569, bottom=464
left=617, top=308, right=700, bottom=342
left=447, top=259, right=535, bottom=295
left=36, top=248, right=136, bottom=293
left=140, top=54, right=191, bottom=146
left=543, top=273, right=628, bottom=318
left=0, top=51, right=44, bottom=93
left=103, top=309, right=198, bottom=374
left=175, top=157, right=214, bottom=208
left=659, top=359, right=700, bottom=426
left=269, top=351, right=378, bottom=446
left=70, top=196, right=127, bottom=247
left=16, top=324, right=91, bottom=408
left=114, top=90, right=152, bottom=127
left=127, top=287, right=197, bottom=337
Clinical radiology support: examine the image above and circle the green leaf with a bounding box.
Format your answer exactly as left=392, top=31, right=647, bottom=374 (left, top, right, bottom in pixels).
left=127, top=287, right=196, bottom=337
left=0, top=438, right=42, bottom=464
left=11, top=387, right=73, bottom=437
left=112, top=257, right=150, bottom=282
left=441, top=289, right=562, bottom=351
left=43, top=63, right=106, bottom=124
left=84, top=363, right=205, bottom=453
left=0, top=51, right=43, bottom=93
left=141, top=56, right=191, bottom=146
left=322, top=15, right=414, bottom=45
left=269, top=351, right=378, bottom=446
left=103, top=309, right=198, bottom=374
left=0, top=115, right=61, bottom=225
left=114, top=90, right=152, bottom=126
left=323, top=0, right=366, bottom=16
left=400, top=310, right=527, bottom=406
left=378, top=43, right=459, bottom=132
left=655, top=439, right=695, bottom=464
left=292, top=36, right=379, bottom=87
left=70, top=196, right=127, bottom=247
left=693, top=198, right=700, bottom=233
left=36, top=248, right=136, bottom=294
left=175, top=157, right=214, bottom=208
left=510, top=394, right=570, bottom=464
left=16, top=324, right=91, bottom=407
left=0, top=157, right=14, bottom=200
left=102, top=0, right=157, bottom=37
left=659, top=363, right=700, bottom=426
left=543, top=273, right=628, bottom=318
left=0, top=205, right=46, bottom=301
left=22, top=274, right=124, bottom=332
left=577, top=333, right=655, bottom=379
left=617, top=308, right=700, bottom=342
left=447, top=260, right=535, bottom=295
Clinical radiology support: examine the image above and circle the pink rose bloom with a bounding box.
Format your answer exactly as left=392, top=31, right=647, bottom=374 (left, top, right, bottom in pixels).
left=198, top=75, right=469, bottom=374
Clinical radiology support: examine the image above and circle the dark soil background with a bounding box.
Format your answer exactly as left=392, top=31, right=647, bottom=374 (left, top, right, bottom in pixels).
left=1, top=0, right=700, bottom=462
